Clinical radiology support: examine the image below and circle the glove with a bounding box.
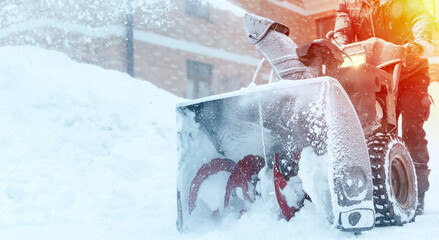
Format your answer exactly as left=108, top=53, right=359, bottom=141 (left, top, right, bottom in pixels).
left=415, top=39, right=435, bottom=57
left=403, top=42, right=421, bottom=54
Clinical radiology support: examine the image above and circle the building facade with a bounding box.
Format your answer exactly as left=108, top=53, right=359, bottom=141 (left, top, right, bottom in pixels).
left=0, top=0, right=438, bottom=99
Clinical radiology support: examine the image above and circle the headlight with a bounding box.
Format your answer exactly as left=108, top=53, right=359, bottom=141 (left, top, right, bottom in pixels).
left=341, top=166, right=368, bottom=201
left=341, top=53, right=366, bottom=68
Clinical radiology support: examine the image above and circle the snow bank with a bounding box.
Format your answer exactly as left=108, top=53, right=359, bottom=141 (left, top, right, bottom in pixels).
left=0, top=46, right=438, bottom=239
left=0, top=46, right=182, bottom=239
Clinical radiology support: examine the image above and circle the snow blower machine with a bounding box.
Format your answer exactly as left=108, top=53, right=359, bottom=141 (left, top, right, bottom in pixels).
left=176, top=13, right=417, bottom=232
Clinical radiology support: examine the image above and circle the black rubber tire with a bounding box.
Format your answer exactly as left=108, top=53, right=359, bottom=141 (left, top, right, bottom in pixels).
left=367, top=134, right=417, bottom=226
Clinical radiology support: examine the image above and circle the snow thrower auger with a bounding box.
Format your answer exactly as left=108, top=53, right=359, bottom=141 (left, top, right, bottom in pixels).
left=176, top=13, right=417, bottom=232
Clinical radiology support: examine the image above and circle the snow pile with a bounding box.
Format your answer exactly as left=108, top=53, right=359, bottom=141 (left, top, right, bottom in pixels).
left=0, top=46, right=181, bottom=239
left=0, top=46, right=438, bottom=239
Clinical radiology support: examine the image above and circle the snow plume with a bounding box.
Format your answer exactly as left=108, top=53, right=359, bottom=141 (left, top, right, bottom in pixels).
left=0, top=0, right=176, bottom=65
left=0, top=0, right=175, bottom=42
left=135, top=0, right=175, bottom=27
left=0, top=0, right=175, bottom=28
left=203, top=0, right=247, bottom=17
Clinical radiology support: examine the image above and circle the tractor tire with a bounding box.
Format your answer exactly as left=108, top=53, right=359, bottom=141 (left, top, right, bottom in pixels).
left=367, top=134, right=417, bottom=226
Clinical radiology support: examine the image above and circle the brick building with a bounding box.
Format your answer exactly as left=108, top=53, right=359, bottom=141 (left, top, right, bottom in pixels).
left=137, top=0, right=340, bottom=98
left=0, top=0, right=438, bottom=99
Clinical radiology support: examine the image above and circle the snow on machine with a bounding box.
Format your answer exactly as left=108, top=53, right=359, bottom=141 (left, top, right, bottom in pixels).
left=176, top=13, right=417, bottom=232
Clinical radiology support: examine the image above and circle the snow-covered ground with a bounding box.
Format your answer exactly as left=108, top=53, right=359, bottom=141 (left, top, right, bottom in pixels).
left=0, top=46, right=438, bottom=239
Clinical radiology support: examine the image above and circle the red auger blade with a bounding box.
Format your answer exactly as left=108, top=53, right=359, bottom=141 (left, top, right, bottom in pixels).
left=274, top=154, right=296, bottom=220
left=224, top=155, right=265, bottom=208
left=188, top=158, right=236, bottom=214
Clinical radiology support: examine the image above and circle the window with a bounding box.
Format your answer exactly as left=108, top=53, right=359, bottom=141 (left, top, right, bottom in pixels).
left=316, top=16, right=336, bottom=38
left=186, top=60, right=212, bottom=99
left=185, top=0, right=209, bottom=20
